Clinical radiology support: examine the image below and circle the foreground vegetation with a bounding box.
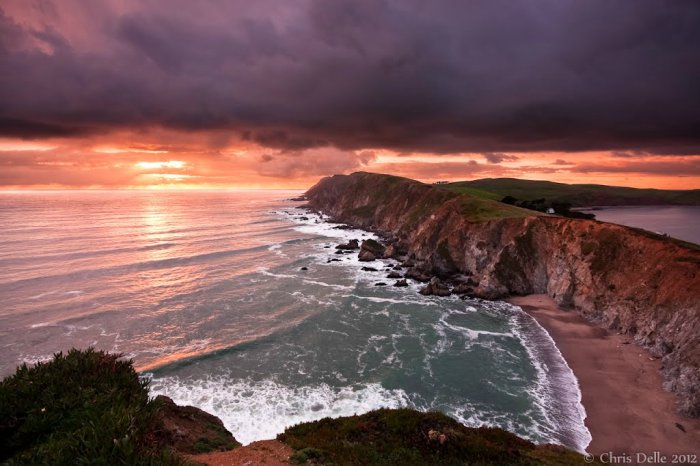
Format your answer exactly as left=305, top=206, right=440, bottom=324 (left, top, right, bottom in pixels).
left=0, top=348, right=176, bottom=464
left=280, top=409, right=593, bottom=465
left=0, top=348, right=237, bottom=465
left=1, top=349, right=591, bottom=465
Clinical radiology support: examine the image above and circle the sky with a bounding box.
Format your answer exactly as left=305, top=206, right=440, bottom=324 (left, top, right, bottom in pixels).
left=1, top=0, right=699, bottom=190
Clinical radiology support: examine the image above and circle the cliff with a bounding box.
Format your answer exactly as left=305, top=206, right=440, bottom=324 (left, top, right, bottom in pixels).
left=305, top=172, right=700, bottom=417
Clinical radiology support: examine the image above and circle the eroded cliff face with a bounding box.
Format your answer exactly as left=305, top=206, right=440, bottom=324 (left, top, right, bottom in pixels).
left=305, top=172, right=700, bottom=417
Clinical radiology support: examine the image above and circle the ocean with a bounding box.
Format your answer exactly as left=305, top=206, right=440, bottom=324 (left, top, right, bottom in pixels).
left=0, top=190, right=590, bottom=451
left=581, top=206, right=700, bottom=245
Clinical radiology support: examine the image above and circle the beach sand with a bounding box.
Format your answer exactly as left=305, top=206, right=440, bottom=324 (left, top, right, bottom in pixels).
left=509, top=294, right=700, bottom=459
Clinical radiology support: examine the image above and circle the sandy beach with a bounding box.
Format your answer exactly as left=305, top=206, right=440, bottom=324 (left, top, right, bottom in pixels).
left=509, top=295, right=700, bottom=459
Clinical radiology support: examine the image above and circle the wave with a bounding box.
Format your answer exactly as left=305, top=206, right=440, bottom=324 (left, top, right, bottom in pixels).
left=0, top=242, right=178, bottom=267
left=147, top=376, right=410, bottom=445
left=507, top=303, right=592, bottom=453
left=0, top=244, right=280, bottom=290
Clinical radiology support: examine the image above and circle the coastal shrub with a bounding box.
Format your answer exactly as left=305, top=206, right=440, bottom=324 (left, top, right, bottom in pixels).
left=279, top=408, right=593, bottom=465
left=0, top=348, right=188, bottom=465
left=290, top=447, right=324, bottom=463
left=193, top=438, right=216, bottom=454
left=191, top=435, right=238, bottom=454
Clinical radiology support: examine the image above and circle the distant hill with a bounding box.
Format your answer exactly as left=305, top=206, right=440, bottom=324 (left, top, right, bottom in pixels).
left=445, top=178, right=700, bottom=207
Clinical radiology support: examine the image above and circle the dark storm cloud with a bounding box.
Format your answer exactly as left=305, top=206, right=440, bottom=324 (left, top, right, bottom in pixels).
left=482, top=152, right=519, bottom=164
left=572, top=159, right=700, bottom=176
left=0, top=118, right=93, bottom=138
left=256, top=147, right=376, bottom=178
left=1, top=0, right=699, bottom=154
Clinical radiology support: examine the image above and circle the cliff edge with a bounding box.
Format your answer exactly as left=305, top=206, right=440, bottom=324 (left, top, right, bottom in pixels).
left=305, top=172, right=700, bottom=417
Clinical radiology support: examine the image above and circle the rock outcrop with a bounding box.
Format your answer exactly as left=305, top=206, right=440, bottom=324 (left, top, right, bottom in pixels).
left=336, top=239, right=359, bottom=250
left=419, top=277, right=452, bottom=296
left=153, top=395, right=240, bottom=455
left=305, top=172, right=700, bottom=417
left=358, top=239, right=385, bottom=261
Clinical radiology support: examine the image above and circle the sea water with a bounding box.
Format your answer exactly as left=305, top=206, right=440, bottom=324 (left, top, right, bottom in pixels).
left=0, top=190, right=591, bottom=451
left=582, top=205, right=700, bottom=244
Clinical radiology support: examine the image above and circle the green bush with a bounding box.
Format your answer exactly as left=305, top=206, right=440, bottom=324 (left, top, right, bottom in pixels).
left=0, top=348, right=188, bottom=465
left=290, top=447, right=324, bottom=463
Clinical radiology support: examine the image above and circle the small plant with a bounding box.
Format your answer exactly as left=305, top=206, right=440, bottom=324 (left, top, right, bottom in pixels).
left=290, top=447, right=324, bottom=463
left=193, top=438, right=216, bottom=454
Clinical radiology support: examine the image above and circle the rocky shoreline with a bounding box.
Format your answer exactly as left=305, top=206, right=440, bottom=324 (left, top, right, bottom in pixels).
left=301, top=172, right=700, bottom=418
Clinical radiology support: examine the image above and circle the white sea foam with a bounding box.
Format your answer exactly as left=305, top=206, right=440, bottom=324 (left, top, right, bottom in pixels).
left=148, top=376, right=410, bottom=445
left=29, top=321, right=55, bottom=328
left=18, top=353, right=53, bottom=366
left=507, top=304, right=592, bottom=453
left=27, top=289, right=83, bottom=300
left=257, top=268, right=354, bottom=291
left=28, top=290, right=59, bottom=300
left=435, top=308, right=513, bottom=342
left=354, top=295, right=438, bottom=306
left=280, top=208, right=380, bottom=244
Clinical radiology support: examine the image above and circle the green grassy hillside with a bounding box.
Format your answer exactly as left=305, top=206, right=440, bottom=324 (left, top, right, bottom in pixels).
left=445, top=178, right=700, bottom=207
left=307, top=172, right=536, bottom=224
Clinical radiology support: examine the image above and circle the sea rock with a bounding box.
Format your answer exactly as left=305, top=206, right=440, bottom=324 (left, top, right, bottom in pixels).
left=336, top=239, right=359, bottom=250
left=153, top=395, right=240, bottom=454
left=451, top=283, right=473, bottom=295
left=358, top=239, right=385, bottom=262
left=383, top=244, right=397, bottom=258
left=362, top=266, right=378, bottom=272
left=374, top=282, right=387, bottom=286
left=404, top=268, right=432, bottom=283
left=358, top=250, right=375, bottom=261
left=387, top=272, right=402, bottom=279
left=300, top=267, right=308, bottom=271
left=419, top=277, right=451, bottom=296
left=394, top=279, right=409, bottom=287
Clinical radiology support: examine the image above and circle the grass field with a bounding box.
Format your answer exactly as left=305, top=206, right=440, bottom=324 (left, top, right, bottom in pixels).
left=444, top=178, right=700, bottom=207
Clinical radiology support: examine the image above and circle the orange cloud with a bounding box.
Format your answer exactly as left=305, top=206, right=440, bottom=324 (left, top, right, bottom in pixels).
left=0, top=131, right=698, bottom=190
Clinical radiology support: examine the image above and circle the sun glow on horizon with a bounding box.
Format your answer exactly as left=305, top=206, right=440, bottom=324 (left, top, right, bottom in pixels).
left=96, top=146, right=170, bottom=154
left=135, top=161, right=187, bottom=170
left=0, top=140, right=57, bottom=152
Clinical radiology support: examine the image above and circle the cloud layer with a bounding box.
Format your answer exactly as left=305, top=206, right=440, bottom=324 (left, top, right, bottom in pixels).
left=2, top=0, right=700, bottom=155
